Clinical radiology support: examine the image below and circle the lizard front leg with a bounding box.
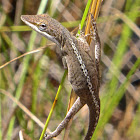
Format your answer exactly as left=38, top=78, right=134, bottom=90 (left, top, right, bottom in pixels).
left=44, top=97, right=85, bottom=140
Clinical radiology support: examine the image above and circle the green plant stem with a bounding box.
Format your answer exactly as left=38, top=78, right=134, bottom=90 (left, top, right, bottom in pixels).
left=92, top=0, right=139, bottom=139
left=7, top=0, right=48, bottom=139
left=77, top=0, right=92, bottom=34
left=39, top=70, right=68, bottom=140
left=0, top=94, right=2, bottom=140
left=41, top=0, right=98, bottom=139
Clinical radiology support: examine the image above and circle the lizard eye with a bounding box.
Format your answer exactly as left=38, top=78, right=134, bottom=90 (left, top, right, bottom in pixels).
left=39, top=23, right=47, bottom=31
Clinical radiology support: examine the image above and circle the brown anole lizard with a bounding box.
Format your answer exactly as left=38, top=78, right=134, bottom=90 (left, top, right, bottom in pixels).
left=21, top=14, right=101, bottom=140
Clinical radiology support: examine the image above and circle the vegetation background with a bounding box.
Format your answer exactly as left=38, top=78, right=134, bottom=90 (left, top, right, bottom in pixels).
left=0, top=0, right=140, bottom=140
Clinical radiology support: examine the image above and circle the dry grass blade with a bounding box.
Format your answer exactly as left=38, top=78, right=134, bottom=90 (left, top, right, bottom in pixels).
left=0, top=89, right=45, bottom=129
left=64, top=0, right=103, bottom=139
left=0, top=44, right=53, bottom=69
left=19, top=130, right=34, bottom=140
left=0, top=89, right=59, bottom=140
left=19, top=130, right=24, bottom=140
left=1, top=0, right=139, bottom=140
left=85, top=0, right=102, bottom=44
left=112, top=8, right=140, bottom=38
left=63, top=89, right=77, bottom=140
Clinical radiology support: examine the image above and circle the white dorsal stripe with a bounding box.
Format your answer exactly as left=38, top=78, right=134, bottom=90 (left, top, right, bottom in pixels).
left=69, top=38, right=99, bottom=113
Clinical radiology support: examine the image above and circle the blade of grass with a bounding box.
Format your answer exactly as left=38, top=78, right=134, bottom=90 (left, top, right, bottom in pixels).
left=64, top=0, right=98, bottom=139
left=0, top=26, right=31, bottom=32
left=7, top=117, right=15, bottom=140
left=85, top=0, right=97, bottom=37
left=0, top=45, right=50, bottom=69
left=102, top=0, right=139, bottom=109
left=41, top=1, right=94, bottom=139
left=63, top=89, right=77, bottom=140
left=0, top=89, right=48, bottom=129
left=127, top=104, right=140, bottom=137
left=1, top=32, right=19, bottom=54
left=93, top=57, right=140, bottom=139
left=64, top=0, right=103, bottom=139
left=85, top=0, right=102, bottom=43
left=109, top=0, right=139, bottom=99
left=39, top=70, right=68, bottom=140
left=92, top=0, right=140, bottom=139
left=77, top=0, right=92, bottom=35
left=13, top=0, right=48, bottom=110
left=6, top=0, right=48, bottom=139
left=0, top=21, right=80, bottom=32
left=0, top=94, right=2, bottom=140
left=31, top=62, right=41, bottom=136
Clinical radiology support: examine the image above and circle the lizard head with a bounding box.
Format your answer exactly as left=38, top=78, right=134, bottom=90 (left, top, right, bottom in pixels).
left=21, top=14, right=63, bottom=47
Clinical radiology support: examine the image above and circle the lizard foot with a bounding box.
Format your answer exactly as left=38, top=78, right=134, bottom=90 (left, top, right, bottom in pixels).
left=44, top=132, right=55, bottom=140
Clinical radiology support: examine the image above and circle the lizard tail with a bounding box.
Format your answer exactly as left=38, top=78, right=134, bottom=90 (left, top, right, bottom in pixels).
left=84, top=98, right=100, bottom=140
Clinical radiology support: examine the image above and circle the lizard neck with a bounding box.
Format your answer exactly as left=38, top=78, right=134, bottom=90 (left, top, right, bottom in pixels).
left=59, top=28, right=72, bottom=48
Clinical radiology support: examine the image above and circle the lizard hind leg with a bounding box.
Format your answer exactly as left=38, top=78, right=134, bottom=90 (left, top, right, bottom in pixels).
left=44, top=97, right=85, bottom=140
left=90, top=14, right=101, bottom=84
left=76, top=24, right=90, bottom=40
left=76, top=25, right=91, bottom=52
left=90, top=14, right=100, bottom=43
left=76, top=24, right=84, bottom=38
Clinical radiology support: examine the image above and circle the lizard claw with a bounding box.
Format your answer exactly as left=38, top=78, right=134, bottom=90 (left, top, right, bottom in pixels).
left=44, top=132, right=57, bottom=140
left=44, top=133, right=52, bottom=140
left=44, top=133, right=48, bottom=140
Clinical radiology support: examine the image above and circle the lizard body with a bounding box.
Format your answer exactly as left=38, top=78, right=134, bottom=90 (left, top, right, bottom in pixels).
left=21, top=14, right=101, bottom=140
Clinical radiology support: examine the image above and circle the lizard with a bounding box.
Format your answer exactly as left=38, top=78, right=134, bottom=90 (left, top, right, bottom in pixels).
left=21, top=13, right=101, bottom=140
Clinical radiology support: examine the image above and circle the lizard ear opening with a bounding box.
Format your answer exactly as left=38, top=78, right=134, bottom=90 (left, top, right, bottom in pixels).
left=38, top=23, right=47, bottom=31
